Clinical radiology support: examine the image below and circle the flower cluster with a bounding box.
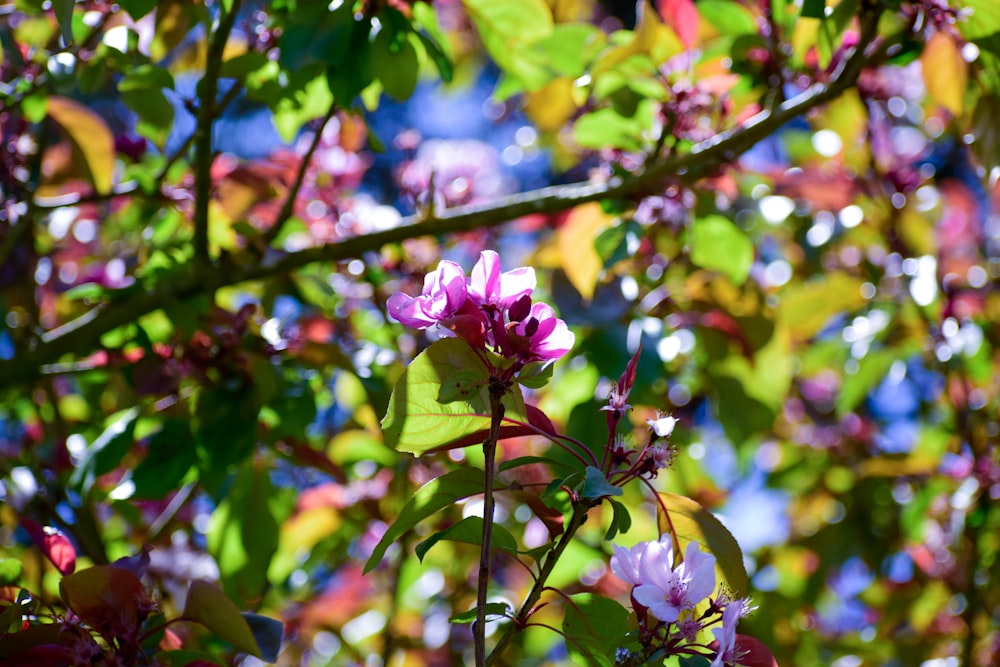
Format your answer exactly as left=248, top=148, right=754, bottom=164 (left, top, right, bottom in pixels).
left=387, top=251, right=574, bottom=365
left=610, top=537, right=753, bottom=667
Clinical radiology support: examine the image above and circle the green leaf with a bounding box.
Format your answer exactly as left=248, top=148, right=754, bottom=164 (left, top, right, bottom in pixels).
left=517, top=360, right=554, bottom=389
left=194, top=382, right=260, bottom=487
left=122, top=89, right=174, bottom=149
left=574, top=103, right=656, bottom=151
left=0, top=559, right=23, bottom=586
left=497, top=455, right=569, bottom=473
left=184, top=580, right=264, bottom=658
left=449, top=602, right=511, bottom=623
left=463, top=0, right=554, bottom=90
left=414, top=516, right=520, bottom=561
left=381, top=338, right=529, bottom=455
left=534, top=23, right=606, bottom=77
left=802, top=0, right=826, bottom=19
left=657, top=492, right=749, bottom=597
left=371, top=29, right=420, bottom=101
left=594, top=220, right=641, bottom=268
left=679, top=656, right=712, bottom=667
left=53, top=0, right=74, bottom=45
left=437, top=368, right=488, bottom=404
left=580, top=466, right=622, bottom=501
left=118, top=0, right=156, bottom=20
left=698, top=0, right=758, bottom=36
left=690, top=215, right=754, bottom=285
left=605, top=499, right=632, bottom=541
left=273, top=71, right=334, bottom=142
left=414, top=30, right=454, bottom=82
left=241, top=612, right=283, bottom=663
left=119, top=64, right=175, bottom=92
left=206, top=462, right=289, bottom=605
left=836, top=348, right=903, bottom=417
left=562, top=593, right=629, bottom=667
left=131, top=419, right=197, bottom=500
left=777, top=274, right=866, bottom=342
left=69, top=408, right=139, bottom=493
left=364, top=467, right=501, bottom=572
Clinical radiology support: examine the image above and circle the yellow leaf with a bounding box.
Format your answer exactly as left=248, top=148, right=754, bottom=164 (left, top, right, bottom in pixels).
left=592, top=0, right=681, bottom=78
left=525, top=77, right=579, bottom=133
left=558, top=202, right=609, bottom=301
left=922, top=31, right=967, bottom=116
left=45, top=96, right=114, bottom=194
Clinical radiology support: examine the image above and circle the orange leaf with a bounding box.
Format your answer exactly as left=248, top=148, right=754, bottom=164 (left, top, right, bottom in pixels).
left=558, top=202, right=610, bottom=301
left=922, top=32, right=967, bottom=116
left=45, top=96, right=115, bottom=194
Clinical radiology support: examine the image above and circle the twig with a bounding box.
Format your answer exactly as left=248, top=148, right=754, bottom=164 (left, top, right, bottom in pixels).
left=263, top=105, right=339, bottom=245
left=485, top=503, right=591, bottom=666
left=475, top=382, right=507, bottom=666
left=192, top=0, right=244, bottom=268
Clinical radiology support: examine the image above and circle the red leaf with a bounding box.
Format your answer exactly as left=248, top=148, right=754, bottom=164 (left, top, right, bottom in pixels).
left=19, top=519, right=76, bottom=575
left=657, top=0, right=699, bottom=48
left=735, top=634, right=780, bottom=667
left=59, top=566, right=145, bottom=638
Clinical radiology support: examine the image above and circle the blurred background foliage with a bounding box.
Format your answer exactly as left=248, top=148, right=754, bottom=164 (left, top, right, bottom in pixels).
left=1, top=0, right=999, bottom=665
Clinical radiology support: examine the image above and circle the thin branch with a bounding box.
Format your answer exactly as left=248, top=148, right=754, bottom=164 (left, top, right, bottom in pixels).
left=192, top=0, right=244, bottom=268
left=485, top=503, right=591, bottom=666
left=0, top=16, right=889, bottom=392
left=475, top=385, right=506, bottom=667
left=263, top=105, right=339, bottom=245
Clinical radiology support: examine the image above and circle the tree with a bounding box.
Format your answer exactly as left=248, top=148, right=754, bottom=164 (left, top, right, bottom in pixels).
left=0, top=0, right=998, bottom=665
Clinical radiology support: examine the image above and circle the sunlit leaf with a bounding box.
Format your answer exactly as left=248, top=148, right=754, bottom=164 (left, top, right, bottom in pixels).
left=414, top=516, right=519, bottom=561
left=364, top=467, right=501, bottom=572
left=657, top=492, right=749, bottom=597
left=777, top=274, right=867, bottom=342
left=558, top=202, right=610, bottom=301
left=381, top=338, right=529, bottom=454
left=562, top=593, right=629, bottom=667
left=922, top=31, right=967, bottom=116
left=45, top=96, right=115, bottom=194
left=183, top=580, right=264, bottom=658
left=690, top=215, right=754, bottom=285
left=20, top=519, right=76, bottom=576
left=449, top=602, right=511, bottom=623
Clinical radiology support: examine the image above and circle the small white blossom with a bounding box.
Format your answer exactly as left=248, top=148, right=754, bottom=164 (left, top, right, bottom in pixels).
left=647, top=413, right=677, bottom=437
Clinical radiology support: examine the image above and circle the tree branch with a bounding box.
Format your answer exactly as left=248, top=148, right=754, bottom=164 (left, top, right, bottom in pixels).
left=263, top=105, right=339, bottom=245
left=0, top=13, right=889, bottom=392
left=192, top=0, right=243, bottom=268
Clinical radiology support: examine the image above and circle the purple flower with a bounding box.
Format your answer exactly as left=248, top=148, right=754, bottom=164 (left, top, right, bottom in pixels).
left=710, top=601, right=743, bottom=667
left=468, top=250, right=536, bottom=310
left=387, top=260, right=467, bottom=329
left=511, top=302, right=575, bottom=362
left=632, top=542, right=717, bottom=623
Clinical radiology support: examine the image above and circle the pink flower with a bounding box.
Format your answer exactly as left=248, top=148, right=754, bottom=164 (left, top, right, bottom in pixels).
left=387, top=260, right=468, bottom=329
left=511, top=302, right=575, bottom=362
left=468, top=250, right=536, bottom=310
left=610, top=539, right=661, bottom=587
left=632, top=542, right=717, bottom=623
left=710, top=602, right=742, bottom=667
